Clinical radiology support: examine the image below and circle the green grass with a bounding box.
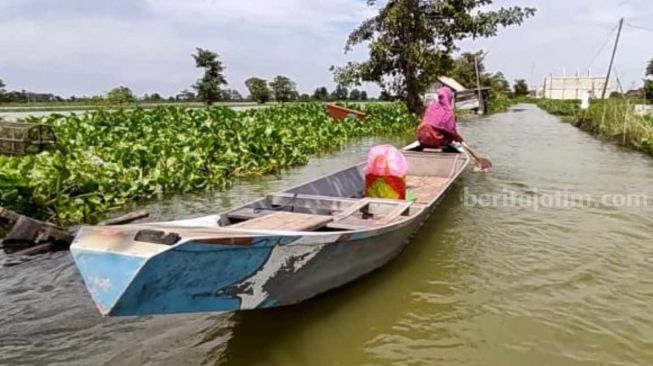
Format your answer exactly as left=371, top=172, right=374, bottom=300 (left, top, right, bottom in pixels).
left=487, top=94, right=516, bottom=114
left=535, top=99, right=653, bottom=154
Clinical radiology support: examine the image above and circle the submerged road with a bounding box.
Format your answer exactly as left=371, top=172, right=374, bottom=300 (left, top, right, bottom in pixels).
left=1, top=104, right=652, bottom=365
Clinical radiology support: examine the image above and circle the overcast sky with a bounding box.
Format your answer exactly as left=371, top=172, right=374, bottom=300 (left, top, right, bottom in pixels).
left=0, top=0, right=651, bottom=98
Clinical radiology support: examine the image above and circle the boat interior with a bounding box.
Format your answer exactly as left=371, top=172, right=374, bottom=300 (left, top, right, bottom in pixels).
left=216, top=149, right=467, bottom=233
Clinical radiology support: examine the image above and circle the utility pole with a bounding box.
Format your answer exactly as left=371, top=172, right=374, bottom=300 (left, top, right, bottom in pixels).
left=474, top=54, right=484, bottom=115
left=602, top=17, right=624, bottom=99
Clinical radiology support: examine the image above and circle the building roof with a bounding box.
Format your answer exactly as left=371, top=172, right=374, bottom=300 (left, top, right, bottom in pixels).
left=438, top=76, right=467, bottom=92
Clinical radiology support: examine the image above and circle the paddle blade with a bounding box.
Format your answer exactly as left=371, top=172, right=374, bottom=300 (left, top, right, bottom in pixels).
left=474, top=157, right=493, bottom=172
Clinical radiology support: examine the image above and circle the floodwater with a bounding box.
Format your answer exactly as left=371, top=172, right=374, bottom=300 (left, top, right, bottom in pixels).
left=2, top=104, right=653, bottom=365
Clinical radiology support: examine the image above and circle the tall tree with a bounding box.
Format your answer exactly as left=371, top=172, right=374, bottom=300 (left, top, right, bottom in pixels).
left=360, top=90, right=368, bottom=101
left=646, top=58, right=653, bottom=77
left=334, top=0, right=535, bottom=114
left=331, top=85, right=349, bottom=101
left=192, top=48, right=227, bottom=105
left=349, top=89, right=362, bottom=100
left=451, top=51, right=486, bottom=88
left=269, top=75, right=298, bottom=103
left=106, top=86, right=136, bottom=105
left=245, top=77, right=271, bottom=104
left=379, top=90, right=394, bottom=101
left=313, top=87, right=329, bottom=101
left=486, top=72, right=510, bottom=94
left=513, top=79, right=529, bottom=97
left=222, top=89, right=243, bottom=102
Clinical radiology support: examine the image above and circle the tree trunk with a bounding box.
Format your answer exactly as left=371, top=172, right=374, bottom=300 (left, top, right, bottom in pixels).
left=405, top=67, right=424, bottom=115
left=406, top=89, right=424, bottom=115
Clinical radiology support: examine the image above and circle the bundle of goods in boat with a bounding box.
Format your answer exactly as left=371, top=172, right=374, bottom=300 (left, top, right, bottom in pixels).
left=364, top=145, right=407, bottom=200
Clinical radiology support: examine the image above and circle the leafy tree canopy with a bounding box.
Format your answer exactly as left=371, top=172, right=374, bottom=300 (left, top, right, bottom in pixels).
left=450, top=51, right=486, bottom=88
left=222, top=89, right=243, bottom=102
left=513, top=79, right=529, bottom=97
left=106, top=86, right=136, bottom=105
left=331, top=85, right=349, bottom=101
left=176, top=89, right=196, bottom=102
left=334, top=0, right=535, bottom=113
left=270, top=75, right=298, bottom=103
left=486, top=71, right=510, bottom=94
left=246, top=77, right=271, bottom=104
left=192, top=48, right=228, bottom=105
left=313, top=87, right=329, bottom=101
left=349, top=89, right=362, bottom=100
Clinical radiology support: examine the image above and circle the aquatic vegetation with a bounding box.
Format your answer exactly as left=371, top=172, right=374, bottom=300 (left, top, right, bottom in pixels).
left=487, top=94, right=516, bottom=114
left=576, top=100, right=653, bottom=154
left=536, top=99, right=653, bottom=155
left=0, top=103, right=418, bottom=225
left=536, top=99, right=580, bottom=117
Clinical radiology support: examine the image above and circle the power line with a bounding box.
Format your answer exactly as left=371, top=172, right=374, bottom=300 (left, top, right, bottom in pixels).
left=626, top=23, right=653, bottom=33
left=584, top=23, right=619, bottom=72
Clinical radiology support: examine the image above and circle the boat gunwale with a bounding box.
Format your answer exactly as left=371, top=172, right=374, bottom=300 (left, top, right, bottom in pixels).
left=71, top=144, right=470, bottom=254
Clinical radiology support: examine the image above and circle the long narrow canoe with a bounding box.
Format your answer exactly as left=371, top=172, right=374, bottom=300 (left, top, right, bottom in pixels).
left=71, top=144, right=469, bottom=316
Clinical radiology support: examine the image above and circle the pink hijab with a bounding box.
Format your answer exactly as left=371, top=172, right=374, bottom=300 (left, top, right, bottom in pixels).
left=422, top=87, right=458, bottom=137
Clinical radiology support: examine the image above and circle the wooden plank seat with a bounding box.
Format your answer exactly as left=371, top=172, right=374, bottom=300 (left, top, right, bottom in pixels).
left=334, top=198, right=370, bottom=220
left=226, top=207, right=277, bottom=221
left=328, top=200, right=413, bottom=230
left=406, top=176, right=449, bottom=204
left=230, top=212, right=333, bottom=231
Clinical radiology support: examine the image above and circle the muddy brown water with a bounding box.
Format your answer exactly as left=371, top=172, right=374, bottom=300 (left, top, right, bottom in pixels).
left=1, top=104, right=653, bottom=365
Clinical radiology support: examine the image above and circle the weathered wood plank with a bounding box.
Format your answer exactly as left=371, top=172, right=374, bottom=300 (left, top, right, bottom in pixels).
left=99, top=210, right=149, bottom=226
left=231, top=212, right=332, bottom=231
left=1, top=209, right=73, bottom=245
left=1, top=206, right=150, bottom=255
left=405, top=176, right=449, bottom=204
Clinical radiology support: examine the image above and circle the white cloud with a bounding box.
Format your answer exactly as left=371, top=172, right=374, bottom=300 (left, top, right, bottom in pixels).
left=459, top=0, right=652, bottom=90
left=147, top=0, right=375, bottom=30
left=0, top=0, right=650, bottom=98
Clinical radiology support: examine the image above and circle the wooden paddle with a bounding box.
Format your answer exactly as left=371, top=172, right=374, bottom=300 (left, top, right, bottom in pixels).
left=461, top=142, right=493, bottom=171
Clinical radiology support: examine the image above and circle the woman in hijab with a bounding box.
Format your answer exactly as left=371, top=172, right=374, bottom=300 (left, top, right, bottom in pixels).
left=417, top=87, right=463, bottom=150
left=417, top=86, right=493, bottom=170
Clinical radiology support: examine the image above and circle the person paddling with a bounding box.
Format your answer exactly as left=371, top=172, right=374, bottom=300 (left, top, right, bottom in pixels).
left=417, top=86, right=493, bottom=170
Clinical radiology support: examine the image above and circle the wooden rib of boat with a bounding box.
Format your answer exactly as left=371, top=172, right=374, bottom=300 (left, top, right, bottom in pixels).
left=70, top=143, right=469, bottom=316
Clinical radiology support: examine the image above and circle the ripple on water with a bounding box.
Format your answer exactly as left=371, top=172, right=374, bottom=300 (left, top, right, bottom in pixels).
left=3, top=110, right=653, bottom=365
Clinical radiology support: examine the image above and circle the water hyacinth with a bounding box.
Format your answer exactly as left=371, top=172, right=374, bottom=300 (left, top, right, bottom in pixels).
left=0, top=103, right=418, bottom=225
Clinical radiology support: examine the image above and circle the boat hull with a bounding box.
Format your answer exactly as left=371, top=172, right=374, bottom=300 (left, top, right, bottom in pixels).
left=73, top=209, right=432, bottom=316
left=71, top=144, right=468, bottom=316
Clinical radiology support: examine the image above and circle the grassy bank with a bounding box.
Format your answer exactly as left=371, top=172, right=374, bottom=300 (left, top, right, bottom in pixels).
left=536, top=99, right=653, bottom=154
left=0, top=103, right=418, bottom=225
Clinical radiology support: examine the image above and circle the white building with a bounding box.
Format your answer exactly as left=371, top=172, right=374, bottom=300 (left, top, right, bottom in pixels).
left=541, top=75, right=617, bottom=100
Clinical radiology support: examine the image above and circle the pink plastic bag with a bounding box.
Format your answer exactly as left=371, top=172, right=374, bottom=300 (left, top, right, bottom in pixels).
left=363, top=145, right=408, bottom=200
left=364, top=145, right=408, bottom=176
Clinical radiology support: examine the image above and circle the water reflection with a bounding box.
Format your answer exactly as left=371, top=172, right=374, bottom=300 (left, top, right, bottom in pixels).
left=212, top=187, right=465, bottom=366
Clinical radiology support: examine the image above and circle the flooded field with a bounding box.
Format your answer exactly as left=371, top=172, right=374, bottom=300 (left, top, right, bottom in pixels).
left=1, top=104, right=653, bottom=365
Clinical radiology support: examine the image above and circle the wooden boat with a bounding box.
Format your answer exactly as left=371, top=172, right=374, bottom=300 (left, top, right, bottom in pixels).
left=325, top=103, right=367, bottom=121
left=71, top=144, right=469, bottom=316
